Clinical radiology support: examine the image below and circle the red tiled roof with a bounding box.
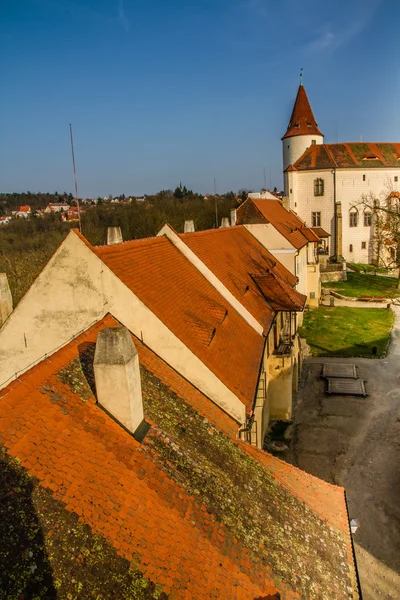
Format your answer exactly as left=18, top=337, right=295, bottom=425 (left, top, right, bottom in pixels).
left=237, top=198, right=317, bottom=249
left=292, top=142, right=400, bottom=170
left=0, top=316, right=359, bottom=599
left=282, top=84, right=323, bottom=140
left=180, top=226, right=298, bottom=334
left=253, top=274, right=306, bottom=312
left=90, top=235, right=263, bottom=411
left=19, top=205, right=31, bottom=212
left=311, top=227, right=330, bottom=238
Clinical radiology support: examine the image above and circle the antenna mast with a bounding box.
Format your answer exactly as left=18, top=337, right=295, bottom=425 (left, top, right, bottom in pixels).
left=69, top=123, right=82, bottom=233
left=214, top=177, right=218, bottom=228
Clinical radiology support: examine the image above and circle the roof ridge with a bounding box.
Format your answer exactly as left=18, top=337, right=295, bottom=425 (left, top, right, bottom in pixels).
left=324, top=144, right=338, bottom=168
left=94, top=234, right=165, bottom=250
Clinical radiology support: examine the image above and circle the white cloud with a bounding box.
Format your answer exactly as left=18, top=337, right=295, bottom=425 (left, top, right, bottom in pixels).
left=118, top=0, right=130, bottom=32
left=306, top=0, right=382, bottom=54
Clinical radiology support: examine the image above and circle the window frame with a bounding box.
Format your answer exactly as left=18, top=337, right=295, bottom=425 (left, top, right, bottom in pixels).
left=311, top=211, right=321, bottom=227
left=364, top=211, right=372, bottom=226
left=349, top=209, right=358, bottom=227
left=314, top=178, right=324, bottom=197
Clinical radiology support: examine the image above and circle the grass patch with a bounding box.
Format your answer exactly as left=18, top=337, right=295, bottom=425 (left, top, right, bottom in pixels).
left=347, top=262, right=387, bottom=274
left=298, top=306, right=394, bottom=357
left=322, top=271, right=399, bottom=298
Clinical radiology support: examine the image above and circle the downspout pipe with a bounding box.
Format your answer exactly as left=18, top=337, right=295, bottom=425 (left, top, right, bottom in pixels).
left=344, top=491, right=364, bottom=599
left=332, top=168, right=337, bottom=260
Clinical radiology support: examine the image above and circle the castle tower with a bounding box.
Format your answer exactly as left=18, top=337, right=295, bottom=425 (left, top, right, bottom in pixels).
left=282, top=80, right=324, bottom=173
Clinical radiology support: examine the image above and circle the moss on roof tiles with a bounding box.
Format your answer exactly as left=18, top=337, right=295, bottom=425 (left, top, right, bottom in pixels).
left=139, top=365, right=355, bottom=599
left=0, top=449, right=168, bottom=600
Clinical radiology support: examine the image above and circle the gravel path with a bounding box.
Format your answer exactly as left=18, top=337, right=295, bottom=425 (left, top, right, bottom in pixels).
left=288, top=306, right=400, bottom=599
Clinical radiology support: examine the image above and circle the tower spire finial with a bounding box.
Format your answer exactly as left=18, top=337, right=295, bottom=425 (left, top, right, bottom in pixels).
left=300, top=68, right=303, bottom=86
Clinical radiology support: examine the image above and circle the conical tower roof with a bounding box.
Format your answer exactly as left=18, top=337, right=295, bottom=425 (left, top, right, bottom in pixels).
left=282, top=84, right=323, bottom=140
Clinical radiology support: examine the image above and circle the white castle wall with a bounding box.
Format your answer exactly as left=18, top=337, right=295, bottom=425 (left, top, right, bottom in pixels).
left=288, top=168, right=400, bottom=263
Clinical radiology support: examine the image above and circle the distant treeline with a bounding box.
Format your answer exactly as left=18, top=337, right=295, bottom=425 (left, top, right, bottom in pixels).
left=0, top=192, right=74, bottom=213
left=0, top=190, right=239, bottom=305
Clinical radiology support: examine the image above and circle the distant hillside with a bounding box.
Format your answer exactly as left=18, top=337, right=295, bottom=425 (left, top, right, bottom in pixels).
left=0, top=192, right=74, bottom=214
left=0, top=192, right=238, bottom=306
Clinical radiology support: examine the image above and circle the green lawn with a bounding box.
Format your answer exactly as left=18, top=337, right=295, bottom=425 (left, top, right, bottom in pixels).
left=347, top=262, right=387, bottom=274
left=322, top=271, right=399, bottom=298
left=298, top=306, right=394, bottom=357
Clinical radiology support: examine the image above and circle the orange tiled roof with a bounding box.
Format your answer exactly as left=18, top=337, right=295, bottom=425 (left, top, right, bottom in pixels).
left=282, top=84, right=323, bottom=140
left=19, top=205, right=31, bottom=212
left=90, top=234, right=263, bottom=411
left=253, top=273, right=306, bottom=312
left=0, top=316, right=359, bottom=599
left=180, top=226, right=299, bottom=334
left=237, top=198, right=317, bottom=249
left=292, top=142, right=400, bottom=170
left=311, top=226, right=330, bottom=238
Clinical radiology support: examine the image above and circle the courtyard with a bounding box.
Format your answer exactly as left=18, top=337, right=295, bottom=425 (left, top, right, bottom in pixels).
left=287, top=305, right=400, bottom=599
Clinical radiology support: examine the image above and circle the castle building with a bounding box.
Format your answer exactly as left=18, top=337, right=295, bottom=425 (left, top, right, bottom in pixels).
left=283, top=81, right=400, bottom=265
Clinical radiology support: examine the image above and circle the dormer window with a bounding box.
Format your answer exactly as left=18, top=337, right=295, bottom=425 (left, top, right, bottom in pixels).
left=295, top=123, right=300, bottom=128
left=314, top=178, right=324, bottom=196
left=363, top=155, right=378, bottom=161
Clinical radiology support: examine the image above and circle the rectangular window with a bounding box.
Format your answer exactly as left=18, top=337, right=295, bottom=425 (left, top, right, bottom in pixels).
left=361, top=242, right=366, bottom=249
left=349, top=244, right=353, bottom=252
left=395, top=176, right=399, bottom=182
left=363, top=174, right=366, bottom=181
left=312, top=212, right=321, bottom=226
left=364, top=212, right=372, bottom=226
left=349, top=212, right=358, bottom=227
left=311, top=140, right=316, bottom=145
left=314, top=178, right=324, bottom=196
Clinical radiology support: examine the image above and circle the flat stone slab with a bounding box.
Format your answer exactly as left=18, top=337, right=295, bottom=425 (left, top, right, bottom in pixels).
left=326, top=377, right=367, bottom=396
left=322, top=363, right=357, bottom=379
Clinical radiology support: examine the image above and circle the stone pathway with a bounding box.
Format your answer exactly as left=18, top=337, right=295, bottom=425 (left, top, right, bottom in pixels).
left=288, top=305, right=400, bottom=599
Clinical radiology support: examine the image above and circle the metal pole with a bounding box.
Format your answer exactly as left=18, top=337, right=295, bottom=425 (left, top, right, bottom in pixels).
left=69, top=123, right=82, bottom=233
left=214, top=176, right=218, bottom=228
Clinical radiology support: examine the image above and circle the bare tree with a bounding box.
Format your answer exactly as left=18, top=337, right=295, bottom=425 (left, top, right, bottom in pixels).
left=356, top=182, right=400, bottom=289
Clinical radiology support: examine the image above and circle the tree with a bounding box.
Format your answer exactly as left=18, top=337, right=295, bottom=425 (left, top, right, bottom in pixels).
left=358, top=189, right=400, bottom=289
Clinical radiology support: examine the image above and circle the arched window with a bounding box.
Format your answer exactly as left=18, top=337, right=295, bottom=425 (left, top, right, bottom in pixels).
left=364, top=210, right=372, bottom=226
left=349, top=208, right=358, bottom=227
left=314, top=178, right=324, bottom=196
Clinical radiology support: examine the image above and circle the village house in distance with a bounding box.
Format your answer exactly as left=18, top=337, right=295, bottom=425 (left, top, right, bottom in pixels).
left=282, top=80, right=400, bottom=266
left=0, top=212, right=360, bottom=597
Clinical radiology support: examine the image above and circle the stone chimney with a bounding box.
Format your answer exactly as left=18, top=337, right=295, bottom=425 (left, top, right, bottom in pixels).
left=281, top=197, right=290, bottom=211
left=230, top=209, right=237, bottom=227
left=94, top=326, right=144, bottom=435
left=220, top=217, right=230, bottom=228
left=107, top=227, right=123, bottom=245
left=184, top=220, right=195, bottom=233
left=0, top=273, right=13, bottom=327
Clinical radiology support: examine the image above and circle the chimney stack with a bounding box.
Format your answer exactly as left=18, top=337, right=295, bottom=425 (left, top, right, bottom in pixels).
left=281, top=197, right=290, bottom=211
left=230, top=209, right=237, bottom=227
left=0, top=273, right=13, bottom=327
left=107, top=227, right=123, bottom=245
left=94, top=326, right=144, bottom=435
left=184, top=220, right=195, bottom=233
left=220, top=217, right=230, bottom=228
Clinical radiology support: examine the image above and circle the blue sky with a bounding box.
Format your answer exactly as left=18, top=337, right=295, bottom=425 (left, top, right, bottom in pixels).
left=1, top=0, right=399, bottom=197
